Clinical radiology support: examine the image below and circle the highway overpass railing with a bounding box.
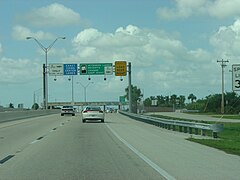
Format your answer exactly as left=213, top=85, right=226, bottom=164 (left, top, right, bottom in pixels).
left=119, top=111, right=224, bottom=138
left=0, top=109, right=60, bottom=123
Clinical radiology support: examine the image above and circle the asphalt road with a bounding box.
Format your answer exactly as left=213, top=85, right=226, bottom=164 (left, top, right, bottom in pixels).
left=0, top=113, right=240, bottom=180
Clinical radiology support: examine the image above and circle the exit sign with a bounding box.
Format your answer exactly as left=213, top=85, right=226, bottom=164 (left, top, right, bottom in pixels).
left=80, top=63, right=113, bottom=75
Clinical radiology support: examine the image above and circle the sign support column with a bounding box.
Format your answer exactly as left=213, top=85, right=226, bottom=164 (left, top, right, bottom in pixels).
left=128, top=62, right=132, bottom=113
left=43, top=64, right=46, bottom=109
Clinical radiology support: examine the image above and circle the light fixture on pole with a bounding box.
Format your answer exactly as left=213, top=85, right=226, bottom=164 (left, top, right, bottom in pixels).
left=26, top=36, right=66, bottom=109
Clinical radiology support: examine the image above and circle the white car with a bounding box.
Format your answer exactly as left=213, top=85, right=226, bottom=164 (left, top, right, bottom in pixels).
left=82, top=106, right=105, bottom=123
left=61, top=106, right=75, bottom=116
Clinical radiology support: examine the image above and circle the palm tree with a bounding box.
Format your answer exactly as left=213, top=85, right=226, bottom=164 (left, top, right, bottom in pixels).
left=188, top=93, right=197, bottom=103
left=170, top=94, right=177, bottom=105
left=125, top=85, right=142, bottom=113
left=178, top=95, right=186, bottom=108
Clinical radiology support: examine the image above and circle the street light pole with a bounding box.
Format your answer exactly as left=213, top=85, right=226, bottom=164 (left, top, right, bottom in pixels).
left=26, top=36, right=66, bottom=109
left=76, top=82, right=94, bottom=102
left=33, top=88, right=42, bottom=104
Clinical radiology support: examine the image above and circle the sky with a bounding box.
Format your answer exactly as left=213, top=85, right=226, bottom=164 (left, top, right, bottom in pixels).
left=0, top=0, right=240, bottom=108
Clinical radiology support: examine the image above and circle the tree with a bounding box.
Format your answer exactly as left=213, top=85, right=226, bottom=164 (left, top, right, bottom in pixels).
left=188, top=93, right=197, bottom=103
left=225, top=92, right=240, bottom=114
left=157, top=95, right=165, bottom=106
left=125, top=85, right=142, bottom=113
left=144, top=98, right=152, bottom=106
left=32, top=103, right=39, bottom=110
left=164, top=96, right=170, bottom=106
left=178, top=95, right=186, bottom=108
left=170, top=94, right=177, bottom=105
left=9, top=103, right=14, bottom=108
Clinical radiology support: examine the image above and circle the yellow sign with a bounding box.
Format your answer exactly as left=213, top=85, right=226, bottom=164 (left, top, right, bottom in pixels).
left=115, top=61, right=127, bottom=76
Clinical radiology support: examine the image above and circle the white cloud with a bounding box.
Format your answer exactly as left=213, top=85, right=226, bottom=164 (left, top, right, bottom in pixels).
left=69, top=25, right=220, bottom=98
left=19, top=3, right=82, bottom=27
left=210, top=18, right=240, bottom=61
left=4, top=23, right=233, bottom=100
left=12, top=25, right=55, bottom=40
left=0, top=57, right=42, bottom=83
left=208, top=0, right=240, bottom=18
left=72, top=25, right=188, bottom=67
left=157, top=0, right=240, bottom=20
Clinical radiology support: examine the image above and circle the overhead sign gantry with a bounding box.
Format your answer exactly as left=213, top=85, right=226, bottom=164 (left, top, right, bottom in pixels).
left=48, top=61, right=133, bottom=112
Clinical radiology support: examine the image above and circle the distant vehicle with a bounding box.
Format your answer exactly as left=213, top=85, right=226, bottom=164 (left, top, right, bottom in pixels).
left=61, top=106, right=75, bottom=116
left=106, top=107, right=114, bottom=113
left=82, top=106, right=105, bottom=123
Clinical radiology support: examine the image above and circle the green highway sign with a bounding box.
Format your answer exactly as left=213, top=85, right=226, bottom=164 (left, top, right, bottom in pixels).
left=80, top=63, right=113, bottom=75
left=119, top=96, right=126, bottom=104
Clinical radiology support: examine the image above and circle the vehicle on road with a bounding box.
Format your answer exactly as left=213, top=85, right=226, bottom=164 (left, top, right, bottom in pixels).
left=61, top=106, right=75, bottom=116
left=82, top=106, right=105, bottom=123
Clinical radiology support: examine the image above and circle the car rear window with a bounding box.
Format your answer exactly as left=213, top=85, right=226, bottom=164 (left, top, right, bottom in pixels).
left=86, top=107, right=101, bottom=111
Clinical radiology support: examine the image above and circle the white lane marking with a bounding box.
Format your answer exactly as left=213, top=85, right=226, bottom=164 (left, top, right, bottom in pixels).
left=30, top=140, right=39, bottom=144
left=106, top=124, right=176, bottom=180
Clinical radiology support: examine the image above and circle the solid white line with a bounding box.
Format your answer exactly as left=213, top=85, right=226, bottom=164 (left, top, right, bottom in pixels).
left=106, top=124, right=176, bottom=180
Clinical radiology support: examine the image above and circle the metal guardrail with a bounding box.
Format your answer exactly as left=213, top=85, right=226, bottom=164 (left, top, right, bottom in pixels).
left=119, top=111, right=224, bottom=138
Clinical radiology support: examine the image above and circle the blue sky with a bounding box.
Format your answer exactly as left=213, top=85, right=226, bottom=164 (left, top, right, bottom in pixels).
left=0, top=0, right=240, bottom=108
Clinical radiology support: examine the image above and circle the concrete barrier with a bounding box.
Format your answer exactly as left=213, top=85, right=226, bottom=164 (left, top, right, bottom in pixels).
left=0, top=109, right=60, bottom=123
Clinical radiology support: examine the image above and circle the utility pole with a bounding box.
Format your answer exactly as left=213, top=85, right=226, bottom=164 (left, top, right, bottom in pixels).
left=217, top=59, right=229, bottom=114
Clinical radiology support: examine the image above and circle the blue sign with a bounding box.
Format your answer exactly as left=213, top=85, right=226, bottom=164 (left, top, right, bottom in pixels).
left=64, top=64, right=78, bottom=75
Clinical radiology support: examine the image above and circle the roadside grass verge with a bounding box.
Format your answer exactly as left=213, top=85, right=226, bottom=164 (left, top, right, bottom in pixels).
left=150, top=114, right=240, bottom=156
left=188, top=123, right=240, bottom=156
left=211, top=115, right=240, bottom=120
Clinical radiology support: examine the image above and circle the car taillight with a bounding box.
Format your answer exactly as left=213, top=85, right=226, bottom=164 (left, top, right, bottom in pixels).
left=83, top=110, right=88, bottom=113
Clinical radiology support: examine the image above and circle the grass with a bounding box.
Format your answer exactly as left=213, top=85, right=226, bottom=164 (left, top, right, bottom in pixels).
left=149, top=114, right=240, bottom=156
left=188, top=123, right=240, bottom=156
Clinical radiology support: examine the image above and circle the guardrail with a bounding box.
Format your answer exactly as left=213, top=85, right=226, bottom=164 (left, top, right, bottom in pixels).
left=119, top=111, right=224, bottom=138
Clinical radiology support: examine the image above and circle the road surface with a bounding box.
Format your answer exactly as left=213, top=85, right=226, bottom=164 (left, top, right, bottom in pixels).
left=0, top=113, right=239, bottom=179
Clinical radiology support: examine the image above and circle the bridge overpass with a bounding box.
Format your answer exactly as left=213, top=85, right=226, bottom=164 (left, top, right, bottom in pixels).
left=48, top=101, right=128, bottom=110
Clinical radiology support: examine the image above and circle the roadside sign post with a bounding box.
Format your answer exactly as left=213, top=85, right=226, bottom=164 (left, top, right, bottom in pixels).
left=232, top=64, right=240, bottom=91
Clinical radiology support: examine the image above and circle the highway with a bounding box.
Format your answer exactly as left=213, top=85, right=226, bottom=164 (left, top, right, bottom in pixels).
left=0, top=113, right=240, bottom=180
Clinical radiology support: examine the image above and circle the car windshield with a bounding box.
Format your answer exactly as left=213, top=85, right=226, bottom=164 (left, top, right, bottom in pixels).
left=1, top=1, right=240, bottom=180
